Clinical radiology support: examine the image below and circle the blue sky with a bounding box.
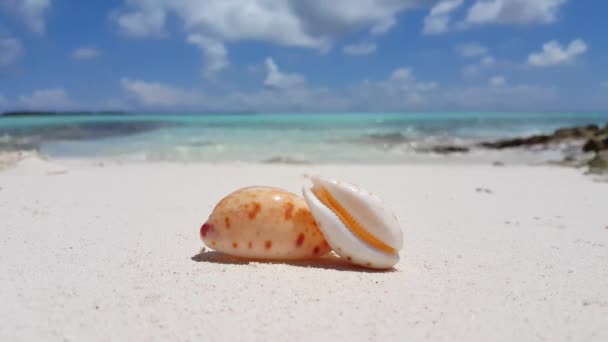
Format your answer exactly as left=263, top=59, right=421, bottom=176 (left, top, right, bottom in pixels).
left=0, top=0, right=606, bottom=112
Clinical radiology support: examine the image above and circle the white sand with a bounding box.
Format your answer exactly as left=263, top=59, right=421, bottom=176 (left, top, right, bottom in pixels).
left=1, top=158, right=607, bottom=341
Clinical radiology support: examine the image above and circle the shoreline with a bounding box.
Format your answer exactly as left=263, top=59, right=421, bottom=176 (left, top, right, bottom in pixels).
left=1, top=148, right=602, bottom=178
left=2, top=121, right=606, bottom=173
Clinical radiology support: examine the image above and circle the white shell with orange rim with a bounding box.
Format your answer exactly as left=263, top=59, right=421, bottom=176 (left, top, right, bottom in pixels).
left=302, top=176, right=403, bottom=269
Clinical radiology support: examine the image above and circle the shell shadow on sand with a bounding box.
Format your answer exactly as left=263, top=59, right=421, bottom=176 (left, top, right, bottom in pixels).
left=191, top=250, right=396, bottom=273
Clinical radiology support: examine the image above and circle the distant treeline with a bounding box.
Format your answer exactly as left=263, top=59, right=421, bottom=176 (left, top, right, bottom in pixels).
left=1, top=111, right=128, bottom=117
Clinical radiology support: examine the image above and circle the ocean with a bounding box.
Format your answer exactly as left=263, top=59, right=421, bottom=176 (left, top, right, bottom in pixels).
left=1, top=112, right=607, bottom=163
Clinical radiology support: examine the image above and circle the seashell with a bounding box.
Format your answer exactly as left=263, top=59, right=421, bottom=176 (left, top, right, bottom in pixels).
left=302, top=176, right=403, bottom=269
left=200, top=186, right=331, bottom=259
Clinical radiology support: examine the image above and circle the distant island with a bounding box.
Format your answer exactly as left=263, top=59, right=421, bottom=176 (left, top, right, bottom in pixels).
left=1, top=111, right=129, bottom=117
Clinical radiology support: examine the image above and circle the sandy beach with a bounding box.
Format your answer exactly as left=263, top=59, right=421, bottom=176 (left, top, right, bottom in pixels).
left=1, top=157, right=606, bottom=341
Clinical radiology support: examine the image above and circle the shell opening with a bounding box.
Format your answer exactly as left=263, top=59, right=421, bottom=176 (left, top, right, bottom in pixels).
left=311, top=186, right=397, bottom=255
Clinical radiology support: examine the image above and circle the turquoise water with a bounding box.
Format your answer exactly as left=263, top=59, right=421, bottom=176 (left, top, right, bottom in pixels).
left=1, top=112, right=607, bottom=163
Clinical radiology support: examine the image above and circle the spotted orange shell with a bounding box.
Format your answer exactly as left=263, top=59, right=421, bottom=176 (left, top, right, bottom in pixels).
left=200, top=186, right=331, bottom=259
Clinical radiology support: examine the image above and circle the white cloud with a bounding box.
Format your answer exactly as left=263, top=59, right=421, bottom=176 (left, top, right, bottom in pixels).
left=2, top=0, right=52, bottom=34
left=463, top=55, right=495, bottom=77
left=456, top=42, right=487, bottom=57
left=0, top=37, right=23, bottom=66
left=113, top=1, right=426, bottom=75
left=390, top=68, right=414, bottom=81
left=187, top=34, right=228, bottom=76
left=423, top=0, right=464, bottom=34
left=114, top=2, right=166, bottom=38
left=120, top=66, right=437, bottom=111
left=462, top=64, right=480, bottom=77
left=72, top=46, right=99, bottom=60
left=121, top=77, right=352, bottom=112
left=120, top=65, right=565, bottom=112
left=264, top=58, right=306, bottom=89
left=490, top=75, right=506, bottom=86
left=442, top=84, right=558, bottom=110
left=231, top=87, right=353, bottom=112
left=353, top=67, right=439, bottom=109
left=121, top=78, right=198, bottom=106
left=114, top=0, right=423, bottom=47
left=424, top=0, right=568, bottom=34
left=465, top=0, right=567, bottom=26
left=343, top=42, right=377, bottom=56
left=528, top=39, right=587, bottom=67
left=457, top=43, right=495, bottom=77
left=354, top=69, right=556, bottom=111
left=480, top=56, right=495, bottom=66
left=18, top=88, right=74, bottom=109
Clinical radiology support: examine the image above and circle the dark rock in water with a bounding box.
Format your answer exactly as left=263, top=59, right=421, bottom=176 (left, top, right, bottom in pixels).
left=477, top=122, right=608, bottom=175
left=582, top=136, right=608, bottom=152
left=431, top=145, right=470, bottom=154
left=587, top=151, right=608, bottom=174
left=480, top=134, right=553, bottom=149
left=553, top=124, right=599, bottom=139
left=481, top=122, right=608, bottom=150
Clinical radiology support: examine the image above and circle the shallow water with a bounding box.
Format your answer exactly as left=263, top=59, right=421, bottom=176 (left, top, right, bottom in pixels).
left=1, top=112, right=606, bottom=163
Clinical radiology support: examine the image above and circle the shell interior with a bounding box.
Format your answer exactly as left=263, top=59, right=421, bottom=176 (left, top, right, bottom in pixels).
left=312, top=186, right=397, bottom=255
